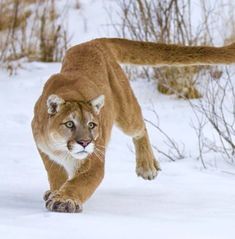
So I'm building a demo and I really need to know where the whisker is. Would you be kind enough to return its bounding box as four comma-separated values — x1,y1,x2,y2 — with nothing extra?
94,149,105,162
94,151,103,162
59,152,70,175
63,152,70,161
95,146,105,153
96,144,105,149
95,148,105,156
57,162,63,174
49,159,56,171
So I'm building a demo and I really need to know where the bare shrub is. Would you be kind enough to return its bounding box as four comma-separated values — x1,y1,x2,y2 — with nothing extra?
190,69,235,167
145,107,185,162
37,0,68,62
184,2,235,165
111,0,219,99
74,0,81,10
0,0,74,73
0,0,31,32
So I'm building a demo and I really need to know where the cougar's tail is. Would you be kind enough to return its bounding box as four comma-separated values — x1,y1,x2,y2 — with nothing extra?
99,38,235,66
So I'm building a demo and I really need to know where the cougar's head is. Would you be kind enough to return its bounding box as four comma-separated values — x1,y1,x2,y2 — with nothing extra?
46,94,105,160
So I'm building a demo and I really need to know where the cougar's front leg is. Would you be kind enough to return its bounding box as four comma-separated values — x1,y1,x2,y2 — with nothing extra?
39,150,68,201
45,153,105,213
133,128,161,180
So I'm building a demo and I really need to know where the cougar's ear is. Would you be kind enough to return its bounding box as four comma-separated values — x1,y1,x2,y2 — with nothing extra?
47,94,65,115
89,95,105,115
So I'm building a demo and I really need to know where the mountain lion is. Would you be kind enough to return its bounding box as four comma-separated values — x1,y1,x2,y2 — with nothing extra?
32,38,235,213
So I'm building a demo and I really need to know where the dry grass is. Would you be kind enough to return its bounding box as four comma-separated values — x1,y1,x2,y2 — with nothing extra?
0,0,78,74
0,1,31,31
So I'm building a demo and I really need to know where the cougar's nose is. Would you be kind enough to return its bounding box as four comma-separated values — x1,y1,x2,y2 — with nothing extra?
76,140,92,148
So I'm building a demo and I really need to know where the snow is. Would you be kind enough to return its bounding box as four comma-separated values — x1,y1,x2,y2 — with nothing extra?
0,0,235,238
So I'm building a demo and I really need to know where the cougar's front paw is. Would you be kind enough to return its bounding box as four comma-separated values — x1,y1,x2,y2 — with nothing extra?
45,191,82,213
43,190,52,201
136,159,161,180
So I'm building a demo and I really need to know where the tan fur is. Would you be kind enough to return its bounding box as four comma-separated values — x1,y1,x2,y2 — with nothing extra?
32,38,235,213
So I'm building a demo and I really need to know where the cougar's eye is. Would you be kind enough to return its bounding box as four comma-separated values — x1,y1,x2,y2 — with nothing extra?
88,122,97,129
64,121,75,129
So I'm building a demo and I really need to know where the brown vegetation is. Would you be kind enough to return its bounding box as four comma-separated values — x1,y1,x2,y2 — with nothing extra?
0,0,76,74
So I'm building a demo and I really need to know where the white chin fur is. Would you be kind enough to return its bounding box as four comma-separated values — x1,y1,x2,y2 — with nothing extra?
70,151,89,160
70,142,95,160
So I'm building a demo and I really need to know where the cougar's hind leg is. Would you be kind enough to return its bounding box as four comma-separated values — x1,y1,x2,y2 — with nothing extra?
115,95,161,180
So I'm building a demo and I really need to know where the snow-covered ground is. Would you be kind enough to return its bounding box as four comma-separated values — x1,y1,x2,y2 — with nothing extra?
0,1,235,238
